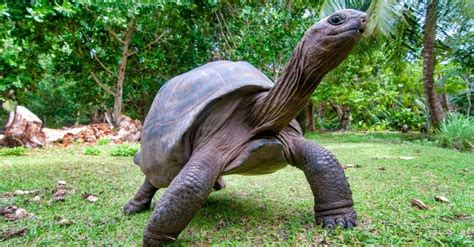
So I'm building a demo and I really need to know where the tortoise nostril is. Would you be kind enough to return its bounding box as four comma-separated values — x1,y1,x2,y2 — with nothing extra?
359,16,368,32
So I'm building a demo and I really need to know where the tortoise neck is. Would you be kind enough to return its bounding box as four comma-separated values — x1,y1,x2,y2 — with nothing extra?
252,39,326,133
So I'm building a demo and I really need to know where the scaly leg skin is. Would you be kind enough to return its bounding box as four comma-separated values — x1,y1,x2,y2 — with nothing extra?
123,178,159,215
291,138,357,229
143,152,220,246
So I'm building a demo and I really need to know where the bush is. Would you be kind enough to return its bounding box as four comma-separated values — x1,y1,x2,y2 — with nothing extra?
436,113,474,152
110,143,139,157
83,146,101,156
389,108,424,131
0,146,27,156
97,137,111,146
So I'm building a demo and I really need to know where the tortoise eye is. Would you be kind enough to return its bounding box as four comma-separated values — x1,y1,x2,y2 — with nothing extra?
328,14,345,25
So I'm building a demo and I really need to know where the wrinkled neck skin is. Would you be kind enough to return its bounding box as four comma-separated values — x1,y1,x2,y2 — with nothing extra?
252,33,355,134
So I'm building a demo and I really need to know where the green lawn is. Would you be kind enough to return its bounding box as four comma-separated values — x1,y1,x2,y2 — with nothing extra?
1,133,473,245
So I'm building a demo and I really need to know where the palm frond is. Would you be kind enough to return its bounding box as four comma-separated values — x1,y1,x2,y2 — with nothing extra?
365,0,405,36
320,0,347,18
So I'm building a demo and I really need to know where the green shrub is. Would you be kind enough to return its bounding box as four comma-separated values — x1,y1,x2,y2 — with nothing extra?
0,146,27,156
389,108,424,131
83,146,101,156
110,143,139,157
436,113,474,152
97,137,112,146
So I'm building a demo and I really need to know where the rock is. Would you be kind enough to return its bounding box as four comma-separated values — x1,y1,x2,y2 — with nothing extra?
1,106,46,147
401,124,409,133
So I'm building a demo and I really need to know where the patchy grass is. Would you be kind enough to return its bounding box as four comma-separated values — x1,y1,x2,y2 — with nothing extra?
109,143,139,157
1,133,473,245
0,147,27,156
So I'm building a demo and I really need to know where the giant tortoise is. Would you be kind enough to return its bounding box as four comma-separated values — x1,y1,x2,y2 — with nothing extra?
124,9,368,245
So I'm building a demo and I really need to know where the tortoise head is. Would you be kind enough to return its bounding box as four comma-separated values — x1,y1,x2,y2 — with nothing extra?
301,9,367,76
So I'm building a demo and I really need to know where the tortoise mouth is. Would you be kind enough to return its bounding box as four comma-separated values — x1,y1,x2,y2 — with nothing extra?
328,28,363,39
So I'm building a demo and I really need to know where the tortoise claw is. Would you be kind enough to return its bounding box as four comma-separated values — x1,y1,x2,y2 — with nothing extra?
123,200,152,215
316,207,357,229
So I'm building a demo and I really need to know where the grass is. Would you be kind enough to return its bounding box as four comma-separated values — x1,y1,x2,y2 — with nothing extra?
1,133,473,245
109,143,139,157
436,113,474,152
0,147,27,156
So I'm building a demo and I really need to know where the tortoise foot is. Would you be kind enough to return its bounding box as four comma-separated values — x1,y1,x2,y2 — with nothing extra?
315,207,357,229
123,199,152,215
143,231,177,247
213,176,226,191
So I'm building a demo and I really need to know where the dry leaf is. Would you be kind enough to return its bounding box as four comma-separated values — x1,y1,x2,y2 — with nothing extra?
81,193,98,203
1,227,27,240
56,180,67,186
52,180,68,201
434,195,450,203
215,219,226,230
53,189,67,201
0,206,32,221
31,196,41,202
0,206,17,216
399,156,414,160
410,199,429,210
15,208,31,219
343,164,355,169
13,190,25,195
2,192,14,198
58,218,72,226
455,213,471,221
13,189,40,196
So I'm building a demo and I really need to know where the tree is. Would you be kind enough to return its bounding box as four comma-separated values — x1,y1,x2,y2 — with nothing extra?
422,0,444,128
319,0,472,130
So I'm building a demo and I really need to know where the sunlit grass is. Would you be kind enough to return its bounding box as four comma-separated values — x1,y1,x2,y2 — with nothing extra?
1,134,472,245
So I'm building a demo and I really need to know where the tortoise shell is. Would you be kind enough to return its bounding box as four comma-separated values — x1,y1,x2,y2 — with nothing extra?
138,60,274,187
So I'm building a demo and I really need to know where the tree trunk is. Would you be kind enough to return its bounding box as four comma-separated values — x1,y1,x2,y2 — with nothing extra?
113,20,135,126
2,106,46,147
305,101,316,132
339,106,351,131
422,0,445,129
331,103,351,131
317,104,325,125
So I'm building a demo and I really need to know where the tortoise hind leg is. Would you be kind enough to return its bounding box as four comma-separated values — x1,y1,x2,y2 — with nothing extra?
123,178,159,215
143,151,220,245
289,137,356,229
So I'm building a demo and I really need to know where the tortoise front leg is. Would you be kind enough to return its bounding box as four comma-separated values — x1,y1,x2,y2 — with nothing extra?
290,138,356,228
123,178,159,215
143,152,220,246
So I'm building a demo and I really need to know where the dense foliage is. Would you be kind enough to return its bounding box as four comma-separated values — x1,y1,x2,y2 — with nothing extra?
0,1,472,132
435,113,474,152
